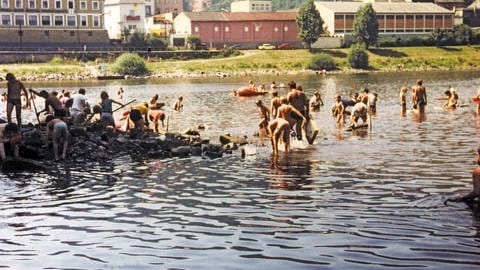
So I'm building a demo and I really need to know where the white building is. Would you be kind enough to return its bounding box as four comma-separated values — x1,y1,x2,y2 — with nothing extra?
231,0,272,12
104,0,148,40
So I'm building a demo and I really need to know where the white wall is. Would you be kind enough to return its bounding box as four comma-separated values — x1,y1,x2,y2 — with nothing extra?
104,0,146,40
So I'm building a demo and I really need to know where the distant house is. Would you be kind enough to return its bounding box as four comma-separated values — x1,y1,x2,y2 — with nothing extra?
172,11,299,48
0,0,109,49
463,0,480,27
315,1,454,44
104,0,147,41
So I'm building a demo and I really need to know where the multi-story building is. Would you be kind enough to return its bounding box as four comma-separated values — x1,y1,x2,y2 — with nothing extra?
104,0,146,41
231,0,272,12
154,0,182,14
0,0,109,49
315,1,454,40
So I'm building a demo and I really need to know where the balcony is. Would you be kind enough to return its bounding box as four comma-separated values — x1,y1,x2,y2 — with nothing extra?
125,15,141,21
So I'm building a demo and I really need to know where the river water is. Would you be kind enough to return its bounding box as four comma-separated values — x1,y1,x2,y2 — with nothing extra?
1,71,480,269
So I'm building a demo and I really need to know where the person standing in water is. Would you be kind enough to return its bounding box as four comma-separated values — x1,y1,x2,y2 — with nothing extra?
412,79,428,113
5,73,30,126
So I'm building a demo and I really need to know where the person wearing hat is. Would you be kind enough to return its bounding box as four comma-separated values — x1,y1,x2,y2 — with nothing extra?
5,73,29,126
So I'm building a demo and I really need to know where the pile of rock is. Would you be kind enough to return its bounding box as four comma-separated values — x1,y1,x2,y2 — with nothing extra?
12,124,250,170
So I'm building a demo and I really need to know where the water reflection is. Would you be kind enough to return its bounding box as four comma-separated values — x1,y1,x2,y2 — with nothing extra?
1,71,480,269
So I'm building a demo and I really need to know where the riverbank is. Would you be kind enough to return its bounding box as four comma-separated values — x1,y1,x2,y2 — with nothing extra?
2,45,480,81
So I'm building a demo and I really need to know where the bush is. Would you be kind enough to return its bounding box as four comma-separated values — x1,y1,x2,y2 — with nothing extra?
48,56,65,64
111,53,149,76
348,43,369,69
308,53,336,71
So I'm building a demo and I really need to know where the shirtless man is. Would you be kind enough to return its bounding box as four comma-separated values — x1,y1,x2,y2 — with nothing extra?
268,117,290,154
286,81,309,140
35,90,67,118
174,96,183,111
45,118,69,161
270,91,282,119
333,95,346,124
277,97,306,138
412,79,428,113
148,110,165,132
6,73,29,126
445,147,480,204
0,122,21,161
256,100,270,135
309,91,324,111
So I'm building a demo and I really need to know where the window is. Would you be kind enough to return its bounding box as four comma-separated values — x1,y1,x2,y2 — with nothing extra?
225,26,229,32
93,15,99,27
92,1,99,10
67,15,76,26
1,15,10,26
15,0,22,8
15,14,24,26
55,0,61,9
274,27,278,32
1,0,8,8
88,31,92,37
284,26,288,32
54,15,63,26
69,31,75,36
244,26,249,32
80,1,86,10
29,0,35,8
81,15,87,26
194,26,199,32
145,6,152,16
42,0,48,9
255,26,260,32
28,15,38,26
41,15,51,26
44,30,49,36
68,0,74,9
214,26,219,32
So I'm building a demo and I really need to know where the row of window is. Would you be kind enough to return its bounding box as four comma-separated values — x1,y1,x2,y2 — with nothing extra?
1,0,100,10
335,14,451,21
250,3,270,11
193,25,289,33
0,13,100,27
336,28,444,33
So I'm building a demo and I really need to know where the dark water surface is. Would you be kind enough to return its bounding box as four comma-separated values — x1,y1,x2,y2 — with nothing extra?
1,71,480,269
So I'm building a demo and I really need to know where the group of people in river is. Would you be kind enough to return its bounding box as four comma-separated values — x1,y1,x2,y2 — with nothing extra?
254,80,324,154
0,72,186,162
253,78,479,204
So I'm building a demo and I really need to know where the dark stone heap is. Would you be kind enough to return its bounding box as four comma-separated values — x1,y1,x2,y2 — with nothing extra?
2,123,250,172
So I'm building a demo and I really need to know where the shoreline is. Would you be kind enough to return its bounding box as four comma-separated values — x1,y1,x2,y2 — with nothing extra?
12,65,480,82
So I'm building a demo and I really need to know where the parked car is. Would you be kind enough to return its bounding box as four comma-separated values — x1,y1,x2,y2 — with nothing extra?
258,43,276,50
278,43,295,50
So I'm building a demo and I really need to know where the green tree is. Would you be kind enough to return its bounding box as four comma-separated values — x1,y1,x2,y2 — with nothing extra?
296,0,324,50
353,3,379,49
348,43,369,69
186,35,202,50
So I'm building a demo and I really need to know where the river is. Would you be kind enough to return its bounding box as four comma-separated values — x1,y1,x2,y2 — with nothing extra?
0,70,479,269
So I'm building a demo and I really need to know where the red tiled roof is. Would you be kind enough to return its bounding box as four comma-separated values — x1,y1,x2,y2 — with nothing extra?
182,11,297,22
